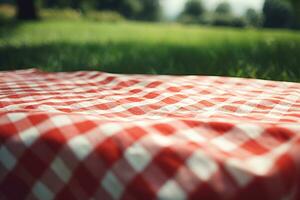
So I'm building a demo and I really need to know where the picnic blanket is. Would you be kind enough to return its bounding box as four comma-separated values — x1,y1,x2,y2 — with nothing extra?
1,69,300,200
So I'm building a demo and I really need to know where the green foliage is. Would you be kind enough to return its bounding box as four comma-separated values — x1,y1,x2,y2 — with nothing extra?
8,0,160,21
179,12,247,28
212,14,247,28
0,20,300,82
0,13,9,25
43,0,84,9
41,9,81,20
177,15,202,24
93,0,160,21
284,0,300,29
94,0,120,10
215,2,232,15
85,11,124,22
40,8,124,22
263,0,293,28
180,1,247,28
245,8,263,27
136,0,160,21
182,0,205,18
119,0,143,19
231,16,247,28
292,1,300,27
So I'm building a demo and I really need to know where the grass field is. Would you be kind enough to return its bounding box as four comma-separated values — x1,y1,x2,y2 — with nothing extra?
0,20,300,82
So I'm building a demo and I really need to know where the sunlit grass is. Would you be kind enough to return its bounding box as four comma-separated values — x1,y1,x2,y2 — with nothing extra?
0,20,300,82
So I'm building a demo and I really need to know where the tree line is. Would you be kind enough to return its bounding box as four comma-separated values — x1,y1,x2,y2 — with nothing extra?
12,0,160,21
6,0,300,29
180,0,300,29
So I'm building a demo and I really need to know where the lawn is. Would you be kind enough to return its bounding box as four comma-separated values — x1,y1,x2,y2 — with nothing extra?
0,20,300,82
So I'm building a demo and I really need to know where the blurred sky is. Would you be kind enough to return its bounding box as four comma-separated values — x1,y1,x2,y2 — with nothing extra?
160,0,264,19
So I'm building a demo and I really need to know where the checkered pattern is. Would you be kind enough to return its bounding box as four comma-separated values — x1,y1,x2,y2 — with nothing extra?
1,69,300,200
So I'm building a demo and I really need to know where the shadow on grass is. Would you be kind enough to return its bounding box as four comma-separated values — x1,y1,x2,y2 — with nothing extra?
0,41,299,82
0,19,25,39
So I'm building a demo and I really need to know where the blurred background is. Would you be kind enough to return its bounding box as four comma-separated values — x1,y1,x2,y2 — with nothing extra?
0,0,299,81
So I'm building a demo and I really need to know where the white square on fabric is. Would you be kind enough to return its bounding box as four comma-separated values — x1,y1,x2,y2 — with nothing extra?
0,147,17,170
211,137,238,152
99,123,123,137
50,157,71,183
7,112,27,123
184,129,206,143
101,171,124,200
19,127,40,147
158,180,186,200
67,135,93,160
32,181,54,200
124,143,152,172
225,159,253,187
51,115,73,127
187,150,218,181
245,156,275,176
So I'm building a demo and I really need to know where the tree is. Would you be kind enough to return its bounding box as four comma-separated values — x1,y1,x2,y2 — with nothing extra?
215,2,232,15
182,0,205,17
95,0,120,11
137,0,160,21
42,0,83,9
245,8,262,27
16,0,38,20
211,1,243,27
93,0,160,21
285,0,300,28
119,0,143,19
263,0,293,28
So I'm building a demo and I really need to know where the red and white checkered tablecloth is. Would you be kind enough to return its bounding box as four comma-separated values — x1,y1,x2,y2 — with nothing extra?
1,69,300,200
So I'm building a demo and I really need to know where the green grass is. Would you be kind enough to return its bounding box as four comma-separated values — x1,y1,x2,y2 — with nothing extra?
0,20,300,82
